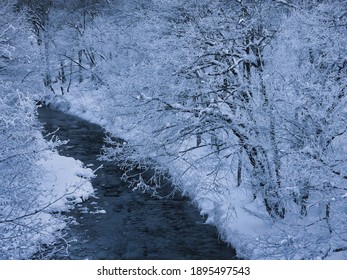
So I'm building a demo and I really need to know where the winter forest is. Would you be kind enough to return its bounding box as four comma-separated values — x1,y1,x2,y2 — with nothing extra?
1,0,347,260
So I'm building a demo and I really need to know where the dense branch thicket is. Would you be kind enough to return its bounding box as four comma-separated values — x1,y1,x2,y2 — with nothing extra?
5,0,347,259
100,0,347,259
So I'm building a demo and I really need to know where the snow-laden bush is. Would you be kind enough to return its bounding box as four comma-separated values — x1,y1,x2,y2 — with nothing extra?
0,84,60,259
0,1,95,259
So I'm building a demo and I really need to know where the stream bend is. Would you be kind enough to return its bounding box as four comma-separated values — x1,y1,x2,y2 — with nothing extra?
38,107,237,260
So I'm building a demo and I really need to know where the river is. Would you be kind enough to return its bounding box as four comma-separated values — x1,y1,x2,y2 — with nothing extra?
38,107,237,260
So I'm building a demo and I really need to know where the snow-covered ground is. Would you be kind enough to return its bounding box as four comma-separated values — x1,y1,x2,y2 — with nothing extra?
31,149,95,259
0,146,95,260
36,150,95,213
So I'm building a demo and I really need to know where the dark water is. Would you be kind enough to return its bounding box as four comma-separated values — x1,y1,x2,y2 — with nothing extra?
37,107,237,260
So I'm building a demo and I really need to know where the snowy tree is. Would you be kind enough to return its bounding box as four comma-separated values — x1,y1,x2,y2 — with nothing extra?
101,0,290,217
13,0,107,96
170,0,289,218
258,0,347,258
1,0,40,86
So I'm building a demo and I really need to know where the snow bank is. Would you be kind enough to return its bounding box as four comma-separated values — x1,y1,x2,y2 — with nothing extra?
36,150,95,213
0,148,95,260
